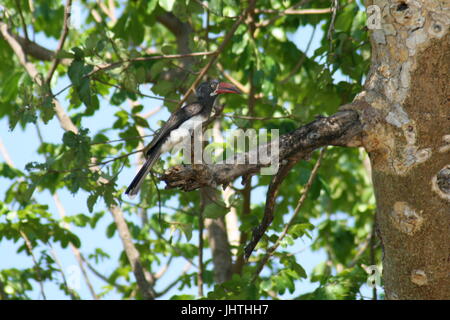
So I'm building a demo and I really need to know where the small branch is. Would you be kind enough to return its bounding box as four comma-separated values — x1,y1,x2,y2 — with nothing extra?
149,225,198,268
45,148,144,174
244,159,298,260
98,0,117,23
46,0,72,84
155,262,192,298
254,8,332,15
252,147,326,281
89,51,216,78
51,51,216,98
52,193,99,300
109,205,157,299
193,0,239,19
48,244,78,299
19,230,47,300
281,25,317,84
154,254,174,280
15,0,29,41
223,113,295,121
255,1,326,28
217,63,249,94
0,138,14,167
327,0,339,56
92,77,179,103
80,255,128,292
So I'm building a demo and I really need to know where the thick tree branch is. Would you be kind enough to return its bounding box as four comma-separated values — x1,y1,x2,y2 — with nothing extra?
161,110,362,191
156,12,193,55
205,216,233,284
13,33,71,64
252,147,326,280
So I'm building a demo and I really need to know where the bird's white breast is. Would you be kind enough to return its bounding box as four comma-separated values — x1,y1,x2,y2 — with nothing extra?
160,114,207,153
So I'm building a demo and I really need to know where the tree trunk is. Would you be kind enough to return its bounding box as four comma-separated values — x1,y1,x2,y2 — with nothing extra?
355,0,450,299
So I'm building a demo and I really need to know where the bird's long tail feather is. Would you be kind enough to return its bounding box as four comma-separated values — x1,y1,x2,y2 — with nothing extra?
125,149,160,198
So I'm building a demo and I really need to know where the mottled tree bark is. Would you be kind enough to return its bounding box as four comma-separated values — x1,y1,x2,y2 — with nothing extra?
353,0,450,299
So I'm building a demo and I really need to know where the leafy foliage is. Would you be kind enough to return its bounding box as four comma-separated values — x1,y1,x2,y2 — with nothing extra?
0,0,379,300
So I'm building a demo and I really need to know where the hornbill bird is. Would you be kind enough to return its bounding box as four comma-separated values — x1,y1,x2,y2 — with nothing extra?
125,79,241,197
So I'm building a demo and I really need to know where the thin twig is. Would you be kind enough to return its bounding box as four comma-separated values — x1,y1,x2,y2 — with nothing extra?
15,0,29,41
327,0,339,57
44,148,144,175
89,51,216,78
19,230,47,299
217,62,248,94
80,255,128,292
48,243,78,299
223,113,295,121
89,134,154,146
46,0,72,84
281,24,317,84
0,138,14,167
149,225,198,268
52,193,99,299
255,8,332,15
154,254,174,280
255,0,316,28
193,0,239,19
92,77,180,103
155,262,192,297
51,51,216,98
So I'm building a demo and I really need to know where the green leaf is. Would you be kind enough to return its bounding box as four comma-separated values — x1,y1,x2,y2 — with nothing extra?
289,223,313,239
106,222,116,238
179,223,192,241
158,0,175,11
68,61,84,86
87,194,99,213
203,201,228,219
147,0,158,14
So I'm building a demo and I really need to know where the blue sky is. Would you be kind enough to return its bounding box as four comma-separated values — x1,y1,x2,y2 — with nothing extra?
0,7,376,299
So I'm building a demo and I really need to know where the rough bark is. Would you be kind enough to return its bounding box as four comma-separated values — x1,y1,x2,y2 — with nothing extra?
351,0,450,299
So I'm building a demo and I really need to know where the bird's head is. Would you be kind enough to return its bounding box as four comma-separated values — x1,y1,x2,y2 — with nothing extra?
196,80,241,100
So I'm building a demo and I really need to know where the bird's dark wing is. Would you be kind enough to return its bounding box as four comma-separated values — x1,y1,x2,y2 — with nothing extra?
144,102,203,155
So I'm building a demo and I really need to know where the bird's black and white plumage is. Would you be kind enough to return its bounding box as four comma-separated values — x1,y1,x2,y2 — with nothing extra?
125,80,240,197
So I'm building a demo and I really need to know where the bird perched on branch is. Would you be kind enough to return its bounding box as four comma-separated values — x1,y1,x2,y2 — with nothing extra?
125,79,241,197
